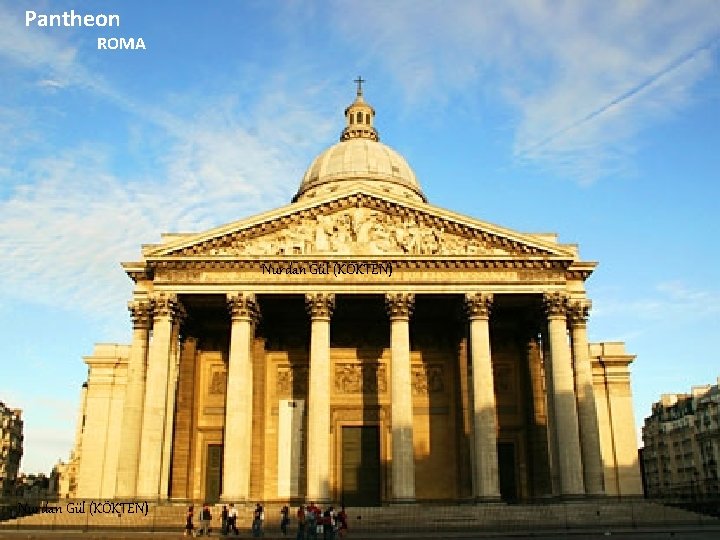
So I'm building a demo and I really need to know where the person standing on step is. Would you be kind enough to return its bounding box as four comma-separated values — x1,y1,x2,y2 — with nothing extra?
280,505,290,536
221,505,228,536
184,505,195,537
306,504,317,540
228,503,239,535
258,502,265,536
296,505,306,540
199,503,212,536
337,506,348,539
252,502,264,537
322,507,332,540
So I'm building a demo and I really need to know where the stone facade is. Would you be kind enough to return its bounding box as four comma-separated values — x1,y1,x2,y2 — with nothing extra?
72,87,643,503
642,378,720,498
0,401,23,496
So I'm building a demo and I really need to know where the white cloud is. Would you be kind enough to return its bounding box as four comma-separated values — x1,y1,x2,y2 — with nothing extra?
0,104,329,319
37,78,66,89
331,0,720,182
593,281,720,321
0,4,340,321
0,8,77,72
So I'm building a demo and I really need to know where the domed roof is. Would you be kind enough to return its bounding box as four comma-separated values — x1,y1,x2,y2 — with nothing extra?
293,80,426,203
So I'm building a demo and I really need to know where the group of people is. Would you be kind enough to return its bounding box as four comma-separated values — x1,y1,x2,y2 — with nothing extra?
184,502,240,536
294,503,348,540
183,502,348,538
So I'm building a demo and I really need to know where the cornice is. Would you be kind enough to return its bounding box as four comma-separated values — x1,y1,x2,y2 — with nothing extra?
121,262,153,283
595,355,637,367
565,261,598,281
143,257,571,271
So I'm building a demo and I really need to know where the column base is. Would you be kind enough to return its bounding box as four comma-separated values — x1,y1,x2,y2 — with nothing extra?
474,495,503,504
558,493,587,502
390,498,417,505
307,499,332,506
135,495,168,504
220,495,249,504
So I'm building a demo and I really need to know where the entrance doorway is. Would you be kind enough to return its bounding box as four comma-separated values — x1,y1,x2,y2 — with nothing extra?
205,444,222,503
341,426,381,506
498,441,518,502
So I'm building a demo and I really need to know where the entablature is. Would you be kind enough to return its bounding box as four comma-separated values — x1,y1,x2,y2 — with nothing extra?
140,257,569,296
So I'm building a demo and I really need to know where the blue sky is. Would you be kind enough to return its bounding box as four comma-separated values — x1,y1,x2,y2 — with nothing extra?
1,0,719,473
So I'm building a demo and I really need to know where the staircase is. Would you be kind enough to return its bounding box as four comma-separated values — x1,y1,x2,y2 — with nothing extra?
0,500,716,534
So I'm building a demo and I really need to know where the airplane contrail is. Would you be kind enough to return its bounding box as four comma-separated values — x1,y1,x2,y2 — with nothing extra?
516,36,720,157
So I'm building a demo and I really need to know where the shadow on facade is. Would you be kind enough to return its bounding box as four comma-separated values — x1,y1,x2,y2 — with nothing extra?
334,295,385,506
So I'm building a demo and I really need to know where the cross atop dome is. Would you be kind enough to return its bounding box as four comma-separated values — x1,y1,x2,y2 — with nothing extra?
354,75,365,96
341,76,379,142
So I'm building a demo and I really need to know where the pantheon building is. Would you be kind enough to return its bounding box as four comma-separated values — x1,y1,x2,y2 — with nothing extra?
71,86,642,505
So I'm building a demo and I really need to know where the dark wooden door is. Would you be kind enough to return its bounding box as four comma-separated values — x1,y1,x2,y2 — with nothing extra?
498,441,517,502
342,426,381,506
205,444,222,503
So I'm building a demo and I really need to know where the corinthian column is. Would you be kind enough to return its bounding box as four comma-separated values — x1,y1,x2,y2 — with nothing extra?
465,293,501,502
386,292,415,502
221,293,259,502
115,299,152,498
568,299,604,495
137,293,179,498
543,292,585,497
160,303,186,496
306,293,335,502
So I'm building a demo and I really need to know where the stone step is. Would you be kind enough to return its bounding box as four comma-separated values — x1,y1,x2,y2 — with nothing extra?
1,500,715,532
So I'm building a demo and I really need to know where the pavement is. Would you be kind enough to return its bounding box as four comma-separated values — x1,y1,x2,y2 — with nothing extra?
1,526,720,540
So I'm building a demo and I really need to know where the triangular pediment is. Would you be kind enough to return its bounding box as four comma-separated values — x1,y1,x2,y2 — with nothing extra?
142,186,579,260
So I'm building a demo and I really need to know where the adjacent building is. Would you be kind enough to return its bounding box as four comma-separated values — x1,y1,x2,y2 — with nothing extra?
0,401,23,496
70,86,643,504
52,382,88,499
642,378,720,498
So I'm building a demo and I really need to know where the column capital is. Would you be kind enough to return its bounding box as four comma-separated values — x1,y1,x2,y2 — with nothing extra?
227,292,260,323
151,293,181,320
128,299,153,330
305,293,335,320
543,291,569,318
567,299,591,327
386,292,414,320
465,292,493,320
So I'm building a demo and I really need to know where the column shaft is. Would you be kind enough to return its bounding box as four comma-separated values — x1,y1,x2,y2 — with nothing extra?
137,294,177,498
466,293,501,501
221,293,258,502
387,293,415,502
542,325,561,496
160,309,184,497
544,292,585,497
115,300,152,497
569,300,604,495
306,293,334,502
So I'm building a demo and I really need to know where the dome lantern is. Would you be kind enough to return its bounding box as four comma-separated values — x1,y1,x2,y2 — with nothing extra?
340,76,379,142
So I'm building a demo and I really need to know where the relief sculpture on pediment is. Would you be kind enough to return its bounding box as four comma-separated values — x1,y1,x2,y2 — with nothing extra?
201,207,514,257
